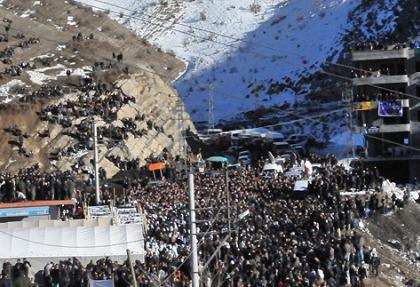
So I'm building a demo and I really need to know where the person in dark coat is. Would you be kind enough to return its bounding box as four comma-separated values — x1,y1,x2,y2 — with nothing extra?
0,270,12,287
12,270,31,287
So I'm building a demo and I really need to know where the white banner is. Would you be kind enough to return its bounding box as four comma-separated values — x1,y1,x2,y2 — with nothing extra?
89,279,114,287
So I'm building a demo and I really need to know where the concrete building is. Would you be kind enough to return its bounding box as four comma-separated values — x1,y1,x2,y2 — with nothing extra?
351,46,420,183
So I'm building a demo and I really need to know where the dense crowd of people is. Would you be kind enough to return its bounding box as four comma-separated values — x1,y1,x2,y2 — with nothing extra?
0,19,414,284
350,40,419,52
0,153,411,286
0,165,77,202
353,91,406,102
350,65,406,78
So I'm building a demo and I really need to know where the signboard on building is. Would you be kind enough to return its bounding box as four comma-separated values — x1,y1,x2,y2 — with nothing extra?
378,101,403,117
0,206,50,218
355,101,374,111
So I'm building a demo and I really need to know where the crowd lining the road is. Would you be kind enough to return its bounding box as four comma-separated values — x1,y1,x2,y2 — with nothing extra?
0,153,411,287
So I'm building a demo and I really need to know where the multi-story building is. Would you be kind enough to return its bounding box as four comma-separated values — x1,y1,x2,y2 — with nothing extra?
351,46,420,183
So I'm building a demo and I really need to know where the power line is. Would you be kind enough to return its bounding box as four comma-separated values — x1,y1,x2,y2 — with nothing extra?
85,0,413,99
2,4,417,155
2,3,412,107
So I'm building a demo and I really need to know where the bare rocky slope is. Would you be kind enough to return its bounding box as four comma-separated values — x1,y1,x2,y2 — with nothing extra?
0,0,194,176
361,202,420,286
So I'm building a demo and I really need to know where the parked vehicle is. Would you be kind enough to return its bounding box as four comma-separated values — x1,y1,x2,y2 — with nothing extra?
272,141,293,155
261,163,283,178
286,134,309,145
290,144,306,155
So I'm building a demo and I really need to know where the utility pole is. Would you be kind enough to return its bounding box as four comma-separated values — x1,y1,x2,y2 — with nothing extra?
188,173,200,287
208,82,214,133
175,99,186,161
92,121,100,205
342,87,355,158
126,249,138,287
225,169,231,233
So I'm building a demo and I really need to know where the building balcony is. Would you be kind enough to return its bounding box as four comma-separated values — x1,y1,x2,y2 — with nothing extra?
353,75,409,86
410,72,420,86
366,121,411,134
362,154,420,162
351,48,410,61
379,123,411,133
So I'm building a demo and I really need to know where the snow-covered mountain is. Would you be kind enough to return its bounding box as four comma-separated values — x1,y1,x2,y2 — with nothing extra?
76,0,416,123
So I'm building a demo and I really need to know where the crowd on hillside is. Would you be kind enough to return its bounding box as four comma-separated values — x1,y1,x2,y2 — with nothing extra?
0,153,411,286
35,79,165,151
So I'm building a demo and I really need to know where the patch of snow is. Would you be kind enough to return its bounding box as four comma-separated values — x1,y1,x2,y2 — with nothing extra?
0,80,28,103
382,180,405,200
56,66,92,77
56,44,66,51
30,53,55,61
53,24,64,31
27,70,56,85
36,64,66,73
67,16,78,26
20,9,35,18
33,1,41,6
26,64,66,85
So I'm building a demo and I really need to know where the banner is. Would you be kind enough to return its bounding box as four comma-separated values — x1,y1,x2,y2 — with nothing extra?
87,205,111,219
378,101,403,117
356,101,374,111
0,206,49,218
89,279,114,287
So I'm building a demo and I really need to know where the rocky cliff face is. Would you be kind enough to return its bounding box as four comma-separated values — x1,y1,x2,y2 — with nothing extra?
22,73,195,178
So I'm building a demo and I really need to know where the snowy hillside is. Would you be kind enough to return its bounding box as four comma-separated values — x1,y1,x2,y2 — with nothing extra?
77,0,365,121
76,0,417,124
